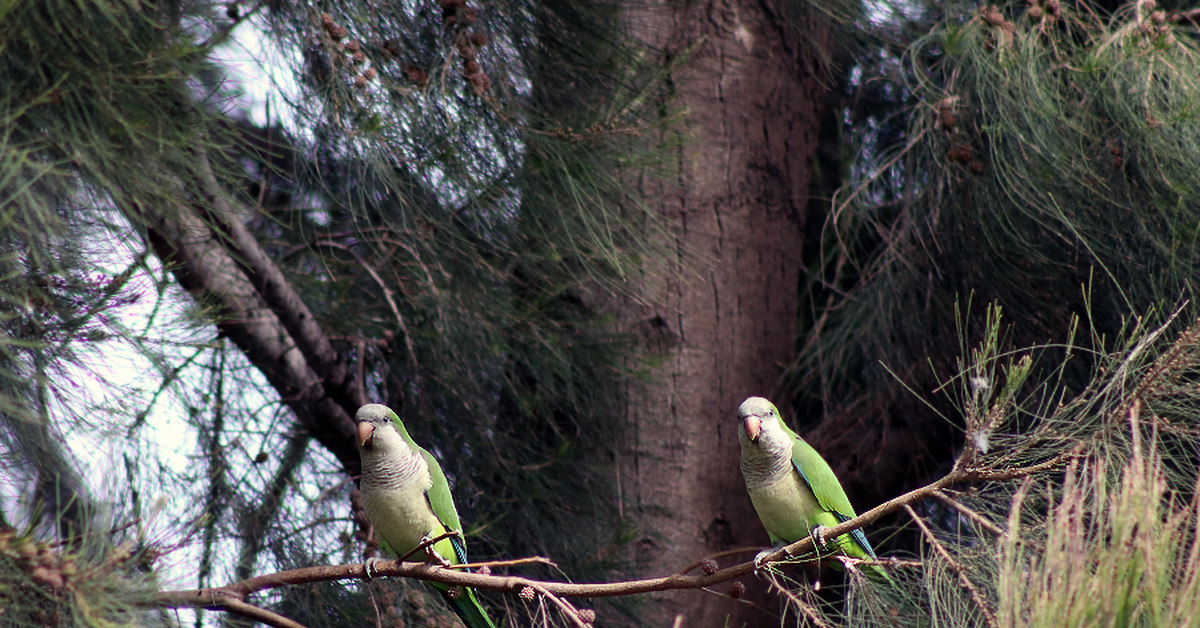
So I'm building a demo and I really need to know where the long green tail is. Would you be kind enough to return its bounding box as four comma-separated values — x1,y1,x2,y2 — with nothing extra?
448,586,495,628
827,527,895,586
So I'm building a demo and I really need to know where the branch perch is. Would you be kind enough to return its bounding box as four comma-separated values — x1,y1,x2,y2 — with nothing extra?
148,454,1070,626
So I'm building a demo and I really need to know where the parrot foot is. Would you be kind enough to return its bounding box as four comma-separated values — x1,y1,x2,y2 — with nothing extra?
812,525,830,553
752,544,787,576
753,549,773,575
364,557,387,580
419,534,454,567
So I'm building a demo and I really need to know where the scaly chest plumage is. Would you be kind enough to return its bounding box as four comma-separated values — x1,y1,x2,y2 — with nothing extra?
748,469,830,544
361,483,443,557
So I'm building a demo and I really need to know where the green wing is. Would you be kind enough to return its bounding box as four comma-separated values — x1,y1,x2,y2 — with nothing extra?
419,447,497,628
383,410,495,628
418,446,469,564
783,424,877,559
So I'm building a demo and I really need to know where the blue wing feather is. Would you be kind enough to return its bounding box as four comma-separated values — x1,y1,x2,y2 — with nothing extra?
789,441,878,559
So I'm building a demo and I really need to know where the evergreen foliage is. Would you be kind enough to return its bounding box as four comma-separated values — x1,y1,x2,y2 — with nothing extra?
2,0,668,625
5,0,1200,625
799,0,1200,427
232,2,673,612
782,0,1200,624
0,525,164,627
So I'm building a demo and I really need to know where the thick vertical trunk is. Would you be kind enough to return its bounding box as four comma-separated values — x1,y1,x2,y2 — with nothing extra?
620,2,829,626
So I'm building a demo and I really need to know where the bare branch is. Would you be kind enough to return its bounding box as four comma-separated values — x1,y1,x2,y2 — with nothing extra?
456,556,558,571
156,591,305,628
148,455,1073,624
522,581,589,628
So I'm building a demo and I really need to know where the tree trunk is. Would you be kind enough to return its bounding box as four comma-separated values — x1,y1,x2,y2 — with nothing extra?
620,2,829,626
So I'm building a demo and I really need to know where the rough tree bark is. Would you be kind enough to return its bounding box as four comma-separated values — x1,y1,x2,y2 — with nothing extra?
620,2,830,626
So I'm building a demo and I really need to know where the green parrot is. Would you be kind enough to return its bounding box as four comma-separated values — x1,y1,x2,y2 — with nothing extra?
356,403,496,628
737,396,887,580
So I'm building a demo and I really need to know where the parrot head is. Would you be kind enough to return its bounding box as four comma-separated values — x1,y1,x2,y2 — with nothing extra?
355,403,410,457
737,396,789,451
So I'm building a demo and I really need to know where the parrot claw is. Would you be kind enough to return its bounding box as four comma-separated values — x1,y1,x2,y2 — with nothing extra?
752,544,787,576
812,525,830,552
364,557,386,580
752,549,773,575
419,534,453,567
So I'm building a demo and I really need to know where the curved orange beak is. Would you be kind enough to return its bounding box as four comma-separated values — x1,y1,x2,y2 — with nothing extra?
743,416,762,441
357,421,375,448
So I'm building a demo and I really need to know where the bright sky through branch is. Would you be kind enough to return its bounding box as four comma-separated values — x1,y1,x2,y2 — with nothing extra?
218,14,304,132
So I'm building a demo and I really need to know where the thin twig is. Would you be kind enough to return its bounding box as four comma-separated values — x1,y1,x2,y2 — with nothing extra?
931,490,1008,539
904,504,998,628
155,591,304,628
762,569,833,628
306,238,421,377
48,518,142,548
199,0,265,50
454,556,557,571
221,597,307,628
525,581,587,628
830,127,930,256
1169,8,1200,24
396,530,462,563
